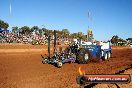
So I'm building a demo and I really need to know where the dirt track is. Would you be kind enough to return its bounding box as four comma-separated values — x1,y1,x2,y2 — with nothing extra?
0,44,132,88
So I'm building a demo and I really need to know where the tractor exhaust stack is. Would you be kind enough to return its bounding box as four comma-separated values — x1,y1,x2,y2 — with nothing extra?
54,30,56,53
48,31,50,58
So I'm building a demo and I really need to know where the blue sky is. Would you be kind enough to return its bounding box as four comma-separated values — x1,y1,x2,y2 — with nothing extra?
0,0,132,41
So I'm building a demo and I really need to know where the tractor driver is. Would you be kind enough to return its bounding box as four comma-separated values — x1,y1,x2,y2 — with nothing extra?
71,39,79,54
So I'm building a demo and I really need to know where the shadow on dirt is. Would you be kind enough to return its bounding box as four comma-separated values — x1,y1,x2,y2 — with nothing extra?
84,83,98,88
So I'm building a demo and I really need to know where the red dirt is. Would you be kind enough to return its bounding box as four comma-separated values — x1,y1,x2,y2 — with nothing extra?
0,44,132,88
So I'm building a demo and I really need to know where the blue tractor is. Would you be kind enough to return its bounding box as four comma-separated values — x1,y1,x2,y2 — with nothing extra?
78,41,112,62
63,40,112,64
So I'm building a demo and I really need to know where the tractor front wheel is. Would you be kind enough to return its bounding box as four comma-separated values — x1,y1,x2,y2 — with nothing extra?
107,52,111,59
42,58,49,64
56,61,63,68
104,53,108,60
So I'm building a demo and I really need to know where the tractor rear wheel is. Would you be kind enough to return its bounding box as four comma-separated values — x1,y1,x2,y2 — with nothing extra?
77,49,91,64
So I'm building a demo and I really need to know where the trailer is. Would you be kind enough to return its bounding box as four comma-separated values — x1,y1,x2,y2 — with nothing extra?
42,30,76,67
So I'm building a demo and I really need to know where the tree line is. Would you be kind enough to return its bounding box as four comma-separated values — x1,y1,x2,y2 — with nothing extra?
111,35,132,46
1,19,131,44
0,19,86,40
0,20,9,29
12,26,87,40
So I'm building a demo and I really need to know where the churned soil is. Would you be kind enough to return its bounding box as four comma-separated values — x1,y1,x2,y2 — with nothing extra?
0,44,132,88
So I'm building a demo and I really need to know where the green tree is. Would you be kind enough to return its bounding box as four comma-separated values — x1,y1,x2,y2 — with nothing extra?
31,26,39,34
4,22,9,29
81,35,87,41
111,35,119,45
62,29,70,38
126,38,132,45
21,26,31,35
0,20,5,28
49,30,53,36
0,20,9,29
39,29,43,36
126,38,132,43
62,29,70,34
55,30,62,38
12,26,19,33
111,35,127,46
118,38,126,46
77,32,83,40
42,28,49,36
70,33,78,38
